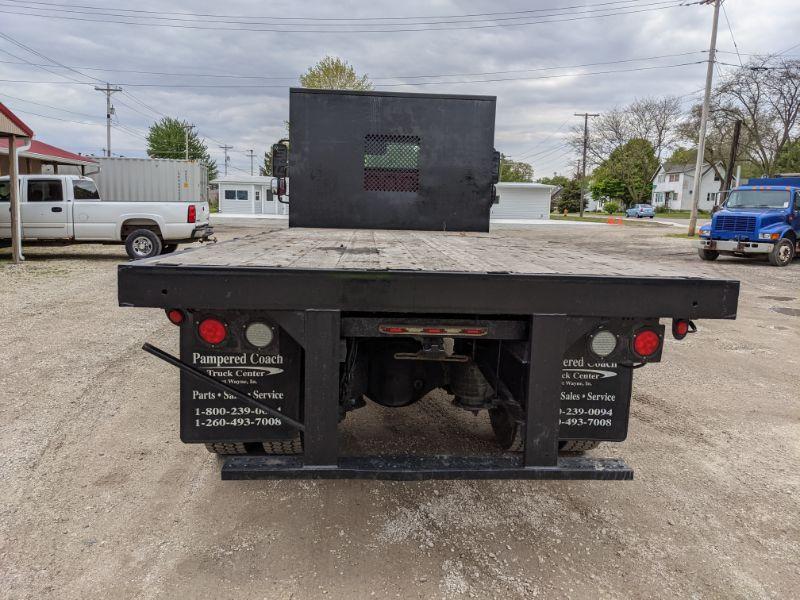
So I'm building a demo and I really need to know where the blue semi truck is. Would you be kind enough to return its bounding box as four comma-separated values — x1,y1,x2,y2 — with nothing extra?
699,176,800,267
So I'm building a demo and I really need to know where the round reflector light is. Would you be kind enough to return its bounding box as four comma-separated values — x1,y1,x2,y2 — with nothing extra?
675,320,689,337
633,329,661,357
589,329,617,357
245,322,274,348
166,309,184,325
198,317,227,345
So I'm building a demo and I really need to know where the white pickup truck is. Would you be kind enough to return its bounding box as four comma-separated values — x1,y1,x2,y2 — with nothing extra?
0,174,213,259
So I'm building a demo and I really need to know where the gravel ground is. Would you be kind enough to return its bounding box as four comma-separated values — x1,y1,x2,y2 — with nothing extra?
1,224,798,600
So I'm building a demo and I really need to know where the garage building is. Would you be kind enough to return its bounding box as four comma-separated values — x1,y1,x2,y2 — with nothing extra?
491,182,554,221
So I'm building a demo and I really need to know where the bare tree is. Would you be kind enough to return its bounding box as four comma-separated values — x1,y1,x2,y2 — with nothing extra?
682,57,800,176
572,96,682,167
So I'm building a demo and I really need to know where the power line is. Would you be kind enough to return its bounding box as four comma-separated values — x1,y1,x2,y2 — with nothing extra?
0,0,662,22
0,50,704,83
0,3,685,33
0,60,704,88
720,2,742,66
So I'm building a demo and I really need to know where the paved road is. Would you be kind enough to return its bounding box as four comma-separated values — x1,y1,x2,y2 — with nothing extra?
1,225,797,599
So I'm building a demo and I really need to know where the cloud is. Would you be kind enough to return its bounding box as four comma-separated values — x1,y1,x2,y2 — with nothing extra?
1,0,797,176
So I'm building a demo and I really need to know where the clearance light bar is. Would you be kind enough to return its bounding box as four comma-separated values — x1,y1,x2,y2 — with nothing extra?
379,325,488,337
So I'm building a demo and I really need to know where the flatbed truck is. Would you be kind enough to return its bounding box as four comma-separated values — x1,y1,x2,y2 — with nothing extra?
118,89,740,481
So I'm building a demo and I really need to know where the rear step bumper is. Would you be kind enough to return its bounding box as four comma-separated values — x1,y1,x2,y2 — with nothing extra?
221,455,633,481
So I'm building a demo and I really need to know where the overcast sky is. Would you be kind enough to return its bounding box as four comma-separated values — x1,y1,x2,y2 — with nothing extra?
1,0,798,177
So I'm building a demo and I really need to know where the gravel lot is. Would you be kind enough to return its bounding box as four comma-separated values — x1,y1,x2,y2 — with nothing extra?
1,223,798,600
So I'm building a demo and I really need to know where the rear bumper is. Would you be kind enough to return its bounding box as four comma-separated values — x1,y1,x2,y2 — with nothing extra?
191,224,214,239
221,455,634,481
700,239,772,254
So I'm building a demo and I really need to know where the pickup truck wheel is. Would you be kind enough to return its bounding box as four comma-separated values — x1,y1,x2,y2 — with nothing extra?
559,440,600,453
205,442,247,454
162,244,178,254
125,229,162,260
768,238,795,267
698,248,719,261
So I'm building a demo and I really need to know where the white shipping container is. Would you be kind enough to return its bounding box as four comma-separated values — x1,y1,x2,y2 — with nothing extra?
90,157,208,203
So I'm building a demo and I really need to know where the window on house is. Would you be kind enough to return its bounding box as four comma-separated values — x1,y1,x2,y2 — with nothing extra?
657,174,666,183
236,190,248,200
224,190,236,200
255,191,261,201
668,173,680,182
27,180,63,202
0,181,9,202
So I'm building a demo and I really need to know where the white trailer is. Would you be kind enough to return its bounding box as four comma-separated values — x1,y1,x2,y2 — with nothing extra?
89,157,208,204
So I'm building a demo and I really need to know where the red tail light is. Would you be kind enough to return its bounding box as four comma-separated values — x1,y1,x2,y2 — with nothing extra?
672,319,690,340
633,329,661,358
198,317,227,345
187,204,196,223
166,309,184,325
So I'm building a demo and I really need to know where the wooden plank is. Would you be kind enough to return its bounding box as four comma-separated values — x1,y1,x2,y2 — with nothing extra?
143,228,694,279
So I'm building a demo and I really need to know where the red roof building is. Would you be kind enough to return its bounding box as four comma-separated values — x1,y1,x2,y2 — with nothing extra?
0,137,97,176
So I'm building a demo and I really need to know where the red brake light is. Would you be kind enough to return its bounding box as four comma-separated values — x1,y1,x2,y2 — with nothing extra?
198,317,227,344
672,319,690,340
166,309,184,325
380,326,408,334
633,329,661,358
460,328,487,336
422,327,447,334
187,204,196,223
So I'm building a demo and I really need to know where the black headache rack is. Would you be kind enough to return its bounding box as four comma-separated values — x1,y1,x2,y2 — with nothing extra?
119,261,739,481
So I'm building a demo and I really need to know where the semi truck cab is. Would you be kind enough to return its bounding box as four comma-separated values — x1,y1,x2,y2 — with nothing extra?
698,176,800,267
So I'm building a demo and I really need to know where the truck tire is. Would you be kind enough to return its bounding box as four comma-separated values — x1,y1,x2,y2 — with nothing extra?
205,438,303,455
125,229,162,260
559,440,600,453
205,442,247,454
162,244,178,254
490,406,601,454
489,406,524,452
262,436,302,455
768,238,795,267
698,248,719,261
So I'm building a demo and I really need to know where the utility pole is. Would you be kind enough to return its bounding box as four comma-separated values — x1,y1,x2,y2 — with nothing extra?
575,112,599,218
688,0,721,236
181,123,195,160
94,83,122,158
720,119,743,205
219,144,233,176
247,149,255,175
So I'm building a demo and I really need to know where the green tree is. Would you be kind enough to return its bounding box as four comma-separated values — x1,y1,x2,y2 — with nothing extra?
300,56,372,90
775,138,800,173
555,177,587,213
258,151,272,177
146,117,218,179
537,174,570,188
500,154,533,182
590,139,658,208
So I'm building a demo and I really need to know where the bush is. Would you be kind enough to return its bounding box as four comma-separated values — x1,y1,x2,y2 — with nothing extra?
603,201,620,214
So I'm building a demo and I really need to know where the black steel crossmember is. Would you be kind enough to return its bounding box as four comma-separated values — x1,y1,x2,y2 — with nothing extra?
220,455,633,481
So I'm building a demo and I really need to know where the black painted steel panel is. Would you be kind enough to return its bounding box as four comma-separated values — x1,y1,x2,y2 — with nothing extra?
288,88,497,231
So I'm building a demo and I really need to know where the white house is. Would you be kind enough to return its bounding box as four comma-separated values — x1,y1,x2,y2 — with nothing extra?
213,175,288,215
651,162,724,211
491,182,554,220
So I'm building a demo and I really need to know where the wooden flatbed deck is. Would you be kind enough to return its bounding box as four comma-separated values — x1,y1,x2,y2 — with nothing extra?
119,229,740,319
143,228,687,277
